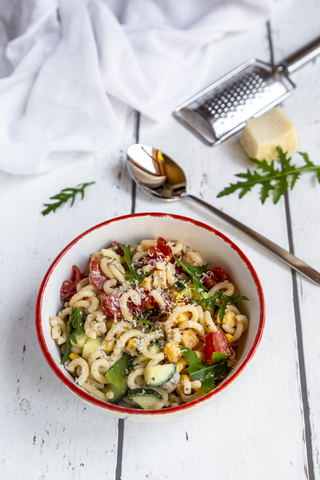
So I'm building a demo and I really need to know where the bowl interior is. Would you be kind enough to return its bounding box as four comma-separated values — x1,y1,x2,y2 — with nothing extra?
37,213,264,416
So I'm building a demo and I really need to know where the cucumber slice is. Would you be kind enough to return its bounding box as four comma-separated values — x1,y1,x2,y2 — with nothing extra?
107,376,128,404
144,363,176,387
82,337,103,360
128,388,162,409
70,331,88,348
135,342,162,363
174,281,191,298
148,342,161,354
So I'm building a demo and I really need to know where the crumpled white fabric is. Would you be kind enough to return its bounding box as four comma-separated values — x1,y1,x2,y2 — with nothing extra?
0,0,273,174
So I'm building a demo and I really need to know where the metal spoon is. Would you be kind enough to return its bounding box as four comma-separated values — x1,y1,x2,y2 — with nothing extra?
127,143,320,285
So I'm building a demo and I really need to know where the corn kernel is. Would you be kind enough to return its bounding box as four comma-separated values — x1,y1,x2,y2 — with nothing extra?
177,358,188,372
226,333,233,343
69,353,79,360
126,338,137,355
102,340,115,352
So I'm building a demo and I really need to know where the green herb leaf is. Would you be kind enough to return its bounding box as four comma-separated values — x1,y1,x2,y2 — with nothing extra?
178,345,203,369
174,256,210,293
119,243,148,284
105,353,131,389
133,317,154,332
174,280,187,292
217,148,320,204
132,308,161,332
179,346,228,394
61,307,85,364
193,291,249,323
41,182,95,216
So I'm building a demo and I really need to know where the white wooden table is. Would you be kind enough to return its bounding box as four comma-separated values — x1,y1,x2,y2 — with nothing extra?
1,1,320,479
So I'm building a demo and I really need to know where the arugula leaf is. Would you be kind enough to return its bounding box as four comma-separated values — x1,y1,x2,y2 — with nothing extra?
174,280,187,292
174,256,210,293
41,182,95,216
119,243,148,284
132,308,161,332
133,317,154,332
193,291,249,323
61,307,85,364
105,353,131,389
179,346,228,394
217,148,320,204
178,345,203,369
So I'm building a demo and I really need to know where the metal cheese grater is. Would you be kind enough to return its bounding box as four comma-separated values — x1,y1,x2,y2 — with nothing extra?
173,37,320,146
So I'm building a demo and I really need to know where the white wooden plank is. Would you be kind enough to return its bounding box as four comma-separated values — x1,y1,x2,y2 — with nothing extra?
0,109,136,479
270,1,320,478
121,22,308,480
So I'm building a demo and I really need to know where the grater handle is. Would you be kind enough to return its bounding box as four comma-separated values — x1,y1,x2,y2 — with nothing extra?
185,193,320,285
279,36,320,74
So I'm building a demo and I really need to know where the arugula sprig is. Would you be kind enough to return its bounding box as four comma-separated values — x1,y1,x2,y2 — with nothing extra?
61,307,85,364
194,292,249,323
179,346,228,394
217,148,320,204
105,353,132,389
174,256,210,293
119,243,148,284
41,182,95,216
173,256,248,321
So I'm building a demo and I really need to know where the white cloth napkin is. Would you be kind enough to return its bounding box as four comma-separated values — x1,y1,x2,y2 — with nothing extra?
0,0,273,175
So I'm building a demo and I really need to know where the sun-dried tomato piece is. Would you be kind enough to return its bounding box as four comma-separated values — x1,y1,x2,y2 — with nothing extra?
201,265,229,289
60,265,82,301
214,266,229,282
143,237,173,265
112,241,124,257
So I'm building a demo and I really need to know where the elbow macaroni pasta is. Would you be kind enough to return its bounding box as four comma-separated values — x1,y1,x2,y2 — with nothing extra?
50,237,249,410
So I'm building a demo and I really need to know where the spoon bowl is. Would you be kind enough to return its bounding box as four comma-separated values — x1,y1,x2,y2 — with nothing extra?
126,143,320,285
127,144,186,200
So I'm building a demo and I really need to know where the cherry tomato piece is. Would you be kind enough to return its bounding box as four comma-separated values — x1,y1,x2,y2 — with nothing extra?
203,330,234,363
156,237,173,260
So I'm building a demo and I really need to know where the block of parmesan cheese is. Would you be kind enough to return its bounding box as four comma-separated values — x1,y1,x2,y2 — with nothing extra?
240,107,299,162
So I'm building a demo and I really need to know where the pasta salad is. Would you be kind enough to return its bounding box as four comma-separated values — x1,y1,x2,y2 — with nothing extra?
50,237,249,410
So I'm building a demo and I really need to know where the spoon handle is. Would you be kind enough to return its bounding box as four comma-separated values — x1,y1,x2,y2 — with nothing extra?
186,193,320,285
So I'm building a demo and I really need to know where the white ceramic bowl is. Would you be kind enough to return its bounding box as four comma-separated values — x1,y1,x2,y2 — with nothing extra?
36,213,265,421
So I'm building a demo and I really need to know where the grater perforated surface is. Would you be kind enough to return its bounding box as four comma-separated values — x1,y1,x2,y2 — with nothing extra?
173,59,295,145
194,63,289,138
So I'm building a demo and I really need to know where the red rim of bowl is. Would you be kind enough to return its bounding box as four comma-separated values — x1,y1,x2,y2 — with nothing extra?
35,212,266,417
